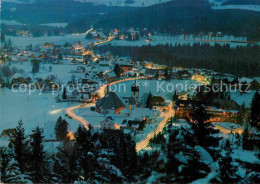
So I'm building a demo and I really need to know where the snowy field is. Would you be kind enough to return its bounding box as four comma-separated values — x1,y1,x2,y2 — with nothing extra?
6,34,91,49
0,62,95,139
0,88,81,139
212,5,260,12
6,34,256,50
2,0,33,3
8,61,88,83
40,23,68,28
73,0,172,7
0,20,24,25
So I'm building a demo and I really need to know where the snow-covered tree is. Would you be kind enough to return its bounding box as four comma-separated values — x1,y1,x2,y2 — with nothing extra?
11,120,30,173
187,105,221,148
0,147,12,182
5,159,32,184
218,142,240,183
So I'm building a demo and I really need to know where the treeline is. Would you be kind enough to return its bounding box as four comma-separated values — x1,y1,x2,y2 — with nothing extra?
0,121,138,183
224,0,260,5
95,43,260,77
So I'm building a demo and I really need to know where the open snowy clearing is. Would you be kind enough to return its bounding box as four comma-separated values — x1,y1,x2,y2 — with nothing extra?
73,0,172,7
0,88,82,140
0,62,92,139
212,5,260,12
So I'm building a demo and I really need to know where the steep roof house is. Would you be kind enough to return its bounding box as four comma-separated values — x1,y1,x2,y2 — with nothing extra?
96,92,125,114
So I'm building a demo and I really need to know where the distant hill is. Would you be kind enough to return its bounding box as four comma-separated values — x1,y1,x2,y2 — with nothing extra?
68,0,260,40
2,0,260,40
1,0,138,24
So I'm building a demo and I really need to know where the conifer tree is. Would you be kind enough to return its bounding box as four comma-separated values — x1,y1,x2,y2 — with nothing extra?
0,147,11,182
62,87,67,100
74,125,96,182
242,126,250,150
114,63,123,78
30,127,45,183
146,91,153,109
164,67,168,79
32,60,40,74
179,151,209,183
166,130,182,182
154,71,159,79
53,149,80,183
12,121,30,173
58,53,63,60
0,33,5,43
55,117,69,141
5,159,32,183
172,90,178,102
187,105,221,147
250,91,260,129
219,141,239,183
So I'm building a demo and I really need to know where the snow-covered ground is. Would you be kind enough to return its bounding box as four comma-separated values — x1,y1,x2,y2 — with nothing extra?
2,0,33,3
40,23,69,28
1,20,68,27
73,0,172,7
0,20,24,25
6,61,87,83
0,87,81,140
0,61,92,140
212,5,260,12
6,34,90,49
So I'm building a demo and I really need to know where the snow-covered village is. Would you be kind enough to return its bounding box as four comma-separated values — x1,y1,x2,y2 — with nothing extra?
0,0,260,183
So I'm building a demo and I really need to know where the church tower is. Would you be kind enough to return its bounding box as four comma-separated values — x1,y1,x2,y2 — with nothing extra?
131,80,139,104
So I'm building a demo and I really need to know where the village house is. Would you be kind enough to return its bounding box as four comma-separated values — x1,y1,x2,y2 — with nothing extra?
96,91,125,114
100,117,116,130
118,60,134,73
151,96,165,106
174,100,239,123
82,80,99,92
213,99,240,111
104,71,117,82
214,122,243,134
205,106,239,123
176,70,191,80
11,73,32,85
0,128,16,139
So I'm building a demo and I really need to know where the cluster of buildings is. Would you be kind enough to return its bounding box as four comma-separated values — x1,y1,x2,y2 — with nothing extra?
95,81,163,135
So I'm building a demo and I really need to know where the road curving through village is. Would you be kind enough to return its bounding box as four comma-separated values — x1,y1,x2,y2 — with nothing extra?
65,77,175,151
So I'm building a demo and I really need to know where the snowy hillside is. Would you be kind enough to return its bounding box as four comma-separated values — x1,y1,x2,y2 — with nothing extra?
2,0,34,3
73,0,172,7
209,0,260,12
212,4,260,12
